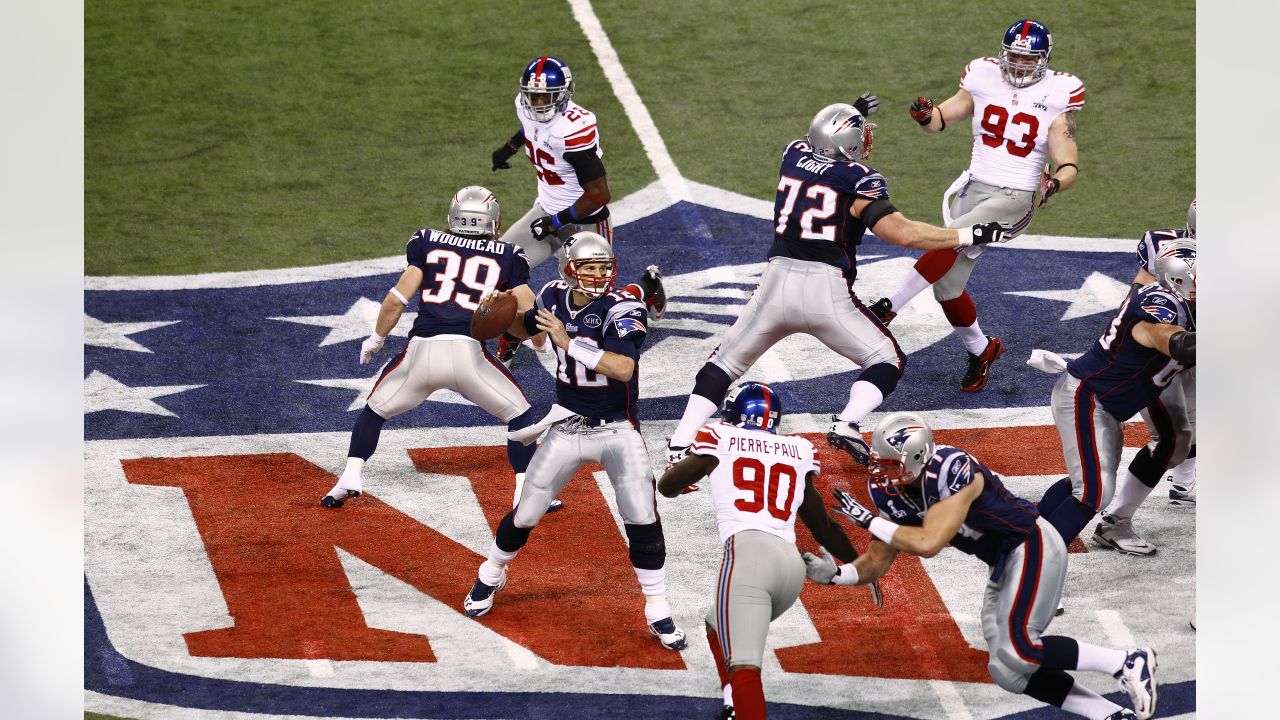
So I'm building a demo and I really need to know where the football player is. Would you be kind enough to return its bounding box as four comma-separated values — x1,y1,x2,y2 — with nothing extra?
816,413,1158,720
490,55,666,364
658,382,881,720
1039,240,1196,550
870,19,1085,392
461,231,686,651
321,187,556,511
666,100,1010,475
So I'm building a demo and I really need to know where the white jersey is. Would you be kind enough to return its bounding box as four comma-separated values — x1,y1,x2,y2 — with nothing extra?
959,57,1085,191
691,422,820,544
514,96,603,214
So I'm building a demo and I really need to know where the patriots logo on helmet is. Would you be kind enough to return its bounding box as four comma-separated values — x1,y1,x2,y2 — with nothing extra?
1141,304,1178,324
613,317,645,336
884,425,927,451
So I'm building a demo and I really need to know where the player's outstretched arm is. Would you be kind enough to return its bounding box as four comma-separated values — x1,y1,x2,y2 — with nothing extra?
796,474,859,563
1039,111,1080,207
1132,321,1195,365
658,454,718,498
857,198,1008,251
359,266,422,364
911,89,974,133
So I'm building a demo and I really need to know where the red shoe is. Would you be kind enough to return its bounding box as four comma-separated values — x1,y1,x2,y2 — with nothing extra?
960,336,1004,392
496,335,520,367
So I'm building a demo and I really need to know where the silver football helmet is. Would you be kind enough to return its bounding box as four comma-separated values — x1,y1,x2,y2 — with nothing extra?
869,412,935,494
448,186,501,238
1154,239,1196,303
1186,198,1196,237
808,103,874,162
560,231,617,298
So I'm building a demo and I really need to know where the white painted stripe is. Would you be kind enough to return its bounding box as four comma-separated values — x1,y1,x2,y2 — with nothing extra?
1096,609,1137,648
929,679,976,720
502,638,541,670
304,658,335,678
566,0,692,202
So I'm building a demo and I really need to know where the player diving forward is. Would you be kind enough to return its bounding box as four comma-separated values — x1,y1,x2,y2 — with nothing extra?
322,187,543,510
871,18,1085,392
815,413,1159,720
462,231,687,651
490,55,666,363
666,100,1010,471
658,381,881,720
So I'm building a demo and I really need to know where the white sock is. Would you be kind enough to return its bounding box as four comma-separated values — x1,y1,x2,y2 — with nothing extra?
1060,681,1123,719
526,334,551,353
888,270,931,313
671,394,719,447
1106,470,1157,519
479,557,510,586
839,380,884,425
327,458,365,497
635,567,671,622
955,322,989,356
722,684,734,707
512,472,525,508
1172,455,1196,486
1073,641,1126,674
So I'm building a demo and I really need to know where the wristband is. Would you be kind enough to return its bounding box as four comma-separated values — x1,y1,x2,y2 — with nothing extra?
869,516,901,545
567,338,605,370
832,563,861,586
552,207,579,231
956,227,974,248
938,114,946,131
389,287,409,305
1055,162,1078,174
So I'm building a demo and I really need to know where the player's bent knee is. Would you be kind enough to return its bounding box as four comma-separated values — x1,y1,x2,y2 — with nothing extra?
693,363,734,403
857,362,903,396
625,521,666,570
988,656,1033,694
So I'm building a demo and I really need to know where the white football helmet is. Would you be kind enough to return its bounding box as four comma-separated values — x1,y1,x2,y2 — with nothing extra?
1154,239,1196,303
869,412,935,494
560,231,617,299
1186,198,1196,237
448,186,501,238
808,103,874,162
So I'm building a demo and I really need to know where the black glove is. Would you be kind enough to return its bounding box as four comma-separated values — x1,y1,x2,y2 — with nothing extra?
970,221,1010,246
909,96,935,126
491,143,518,171
853,92,879,117
530,215,559,242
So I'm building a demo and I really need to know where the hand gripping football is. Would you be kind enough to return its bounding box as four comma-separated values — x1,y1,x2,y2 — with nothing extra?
471,291,518,340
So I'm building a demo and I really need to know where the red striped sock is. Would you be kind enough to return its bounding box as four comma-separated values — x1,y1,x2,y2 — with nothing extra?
914,248,958,283
729,666,766,720
706,628,731,689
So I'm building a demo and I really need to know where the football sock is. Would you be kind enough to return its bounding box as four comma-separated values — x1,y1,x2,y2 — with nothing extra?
839,380,884,425
888,268,933,312
956,322,990,356
1038,477,1074,517
1060,680,1123,718
1044,496,1097,544
1022,668,1074,708
706,627,732,688
641,592,671,624
1072,640,1126,675
326,458,364,498
728,667,766,720
1106,469,1157,520
914,247,960,284
347,406,387,460
494,511,533,553
1171,452,1196,486
478,558,509,586
671,394,720,448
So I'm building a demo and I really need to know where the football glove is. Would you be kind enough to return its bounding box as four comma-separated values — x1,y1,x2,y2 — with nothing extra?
832,488,874,529
1038,175,1061,207
970,221,1010,246
359,333,386,365
853,92,880,117
909,96,935,126
802,546,839,584
491,142,518,171
530,215,560,242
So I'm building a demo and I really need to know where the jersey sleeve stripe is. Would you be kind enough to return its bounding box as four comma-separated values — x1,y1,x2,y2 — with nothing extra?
565,130,598,147
564,124,598,139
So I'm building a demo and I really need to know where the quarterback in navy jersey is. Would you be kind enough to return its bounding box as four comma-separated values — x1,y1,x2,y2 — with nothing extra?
322,187,541,511
462,231,689,654
810,413,1159,720
1038,240,1196,552
668,100,1011,474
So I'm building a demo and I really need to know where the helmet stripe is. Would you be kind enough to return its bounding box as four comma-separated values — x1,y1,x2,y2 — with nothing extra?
1019,20,1032,40
533,55,548,77
759,384,772,430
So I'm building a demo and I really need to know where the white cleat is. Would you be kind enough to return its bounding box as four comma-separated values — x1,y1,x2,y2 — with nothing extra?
462,570,507,618
826,417,870,466
1168,482,1196,506
1117,647,1158,719
648,616,688,650
1092,514,1157,556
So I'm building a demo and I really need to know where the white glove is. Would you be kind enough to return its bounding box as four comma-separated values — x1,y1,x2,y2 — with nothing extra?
360,333,386,364
833,488,875,528
802,546,839,584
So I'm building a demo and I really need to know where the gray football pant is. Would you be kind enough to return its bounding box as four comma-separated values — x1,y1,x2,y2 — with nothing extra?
705,529,805,670
1050,372,1124,512
982,517,1068,693
367,335,529,421
504,200,615,269
708,256,903,381
1139,368,1195,466
932,176,1036,301
513,419,656,529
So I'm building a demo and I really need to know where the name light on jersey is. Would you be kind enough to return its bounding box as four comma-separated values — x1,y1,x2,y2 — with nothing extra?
794,156,833,175
726,436,802,459
432,232,506,254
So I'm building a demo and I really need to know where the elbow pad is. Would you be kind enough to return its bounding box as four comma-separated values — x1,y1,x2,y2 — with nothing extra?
1169,330,1196,367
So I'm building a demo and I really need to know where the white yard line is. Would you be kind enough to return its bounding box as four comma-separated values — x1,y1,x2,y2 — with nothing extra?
566,0,692,203
1096,609,1137,648
930,679,976,720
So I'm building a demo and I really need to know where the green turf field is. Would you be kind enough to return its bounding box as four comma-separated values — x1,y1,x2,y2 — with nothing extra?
85,0,1193,276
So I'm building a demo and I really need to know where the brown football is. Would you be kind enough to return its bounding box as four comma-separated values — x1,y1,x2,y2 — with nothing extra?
471,291,518,340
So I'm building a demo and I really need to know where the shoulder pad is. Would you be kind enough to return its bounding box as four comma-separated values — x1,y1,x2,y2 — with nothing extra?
854,172,889,199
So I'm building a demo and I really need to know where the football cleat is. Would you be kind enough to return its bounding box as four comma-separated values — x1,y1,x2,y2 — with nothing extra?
321,475,363,508
869,297,897,325
648,616,688,650
462,570,507,618
827,417,871,466
1117,647,1158,719
1093,514,1157,556
547,498,565,512
665,443,699,493
497,335,521,367
638,264,668,322
1168,482,1196,506
960,335,1005,392
1103,710,1138,720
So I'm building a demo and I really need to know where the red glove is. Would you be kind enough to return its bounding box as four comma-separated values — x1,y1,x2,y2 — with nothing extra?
909,96,935,126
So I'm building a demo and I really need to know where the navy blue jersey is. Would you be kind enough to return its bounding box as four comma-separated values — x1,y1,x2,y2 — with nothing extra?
405,229,531,339
523,281,647,422
1068,284,1194,421
869,446,1038,567
767,138,890,277
1136,228,1192,275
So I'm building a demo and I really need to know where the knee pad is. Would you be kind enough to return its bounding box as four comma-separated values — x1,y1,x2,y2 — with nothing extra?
987,656,1032,694
1127,446,1166,489
625,521,666,570
857,362,903,397
495,511,533,553
692,363,733,405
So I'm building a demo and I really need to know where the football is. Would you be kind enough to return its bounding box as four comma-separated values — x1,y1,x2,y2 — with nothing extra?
471,291,518,340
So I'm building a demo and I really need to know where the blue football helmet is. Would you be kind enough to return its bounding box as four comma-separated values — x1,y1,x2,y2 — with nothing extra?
1000,19,1053,88
520,56,574,123
722,382,781,433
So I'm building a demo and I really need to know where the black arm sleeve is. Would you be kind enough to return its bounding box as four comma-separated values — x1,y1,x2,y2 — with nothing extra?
1169,330,1196,367
860,198,899,231
563,148,607,185
505,128,525,150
